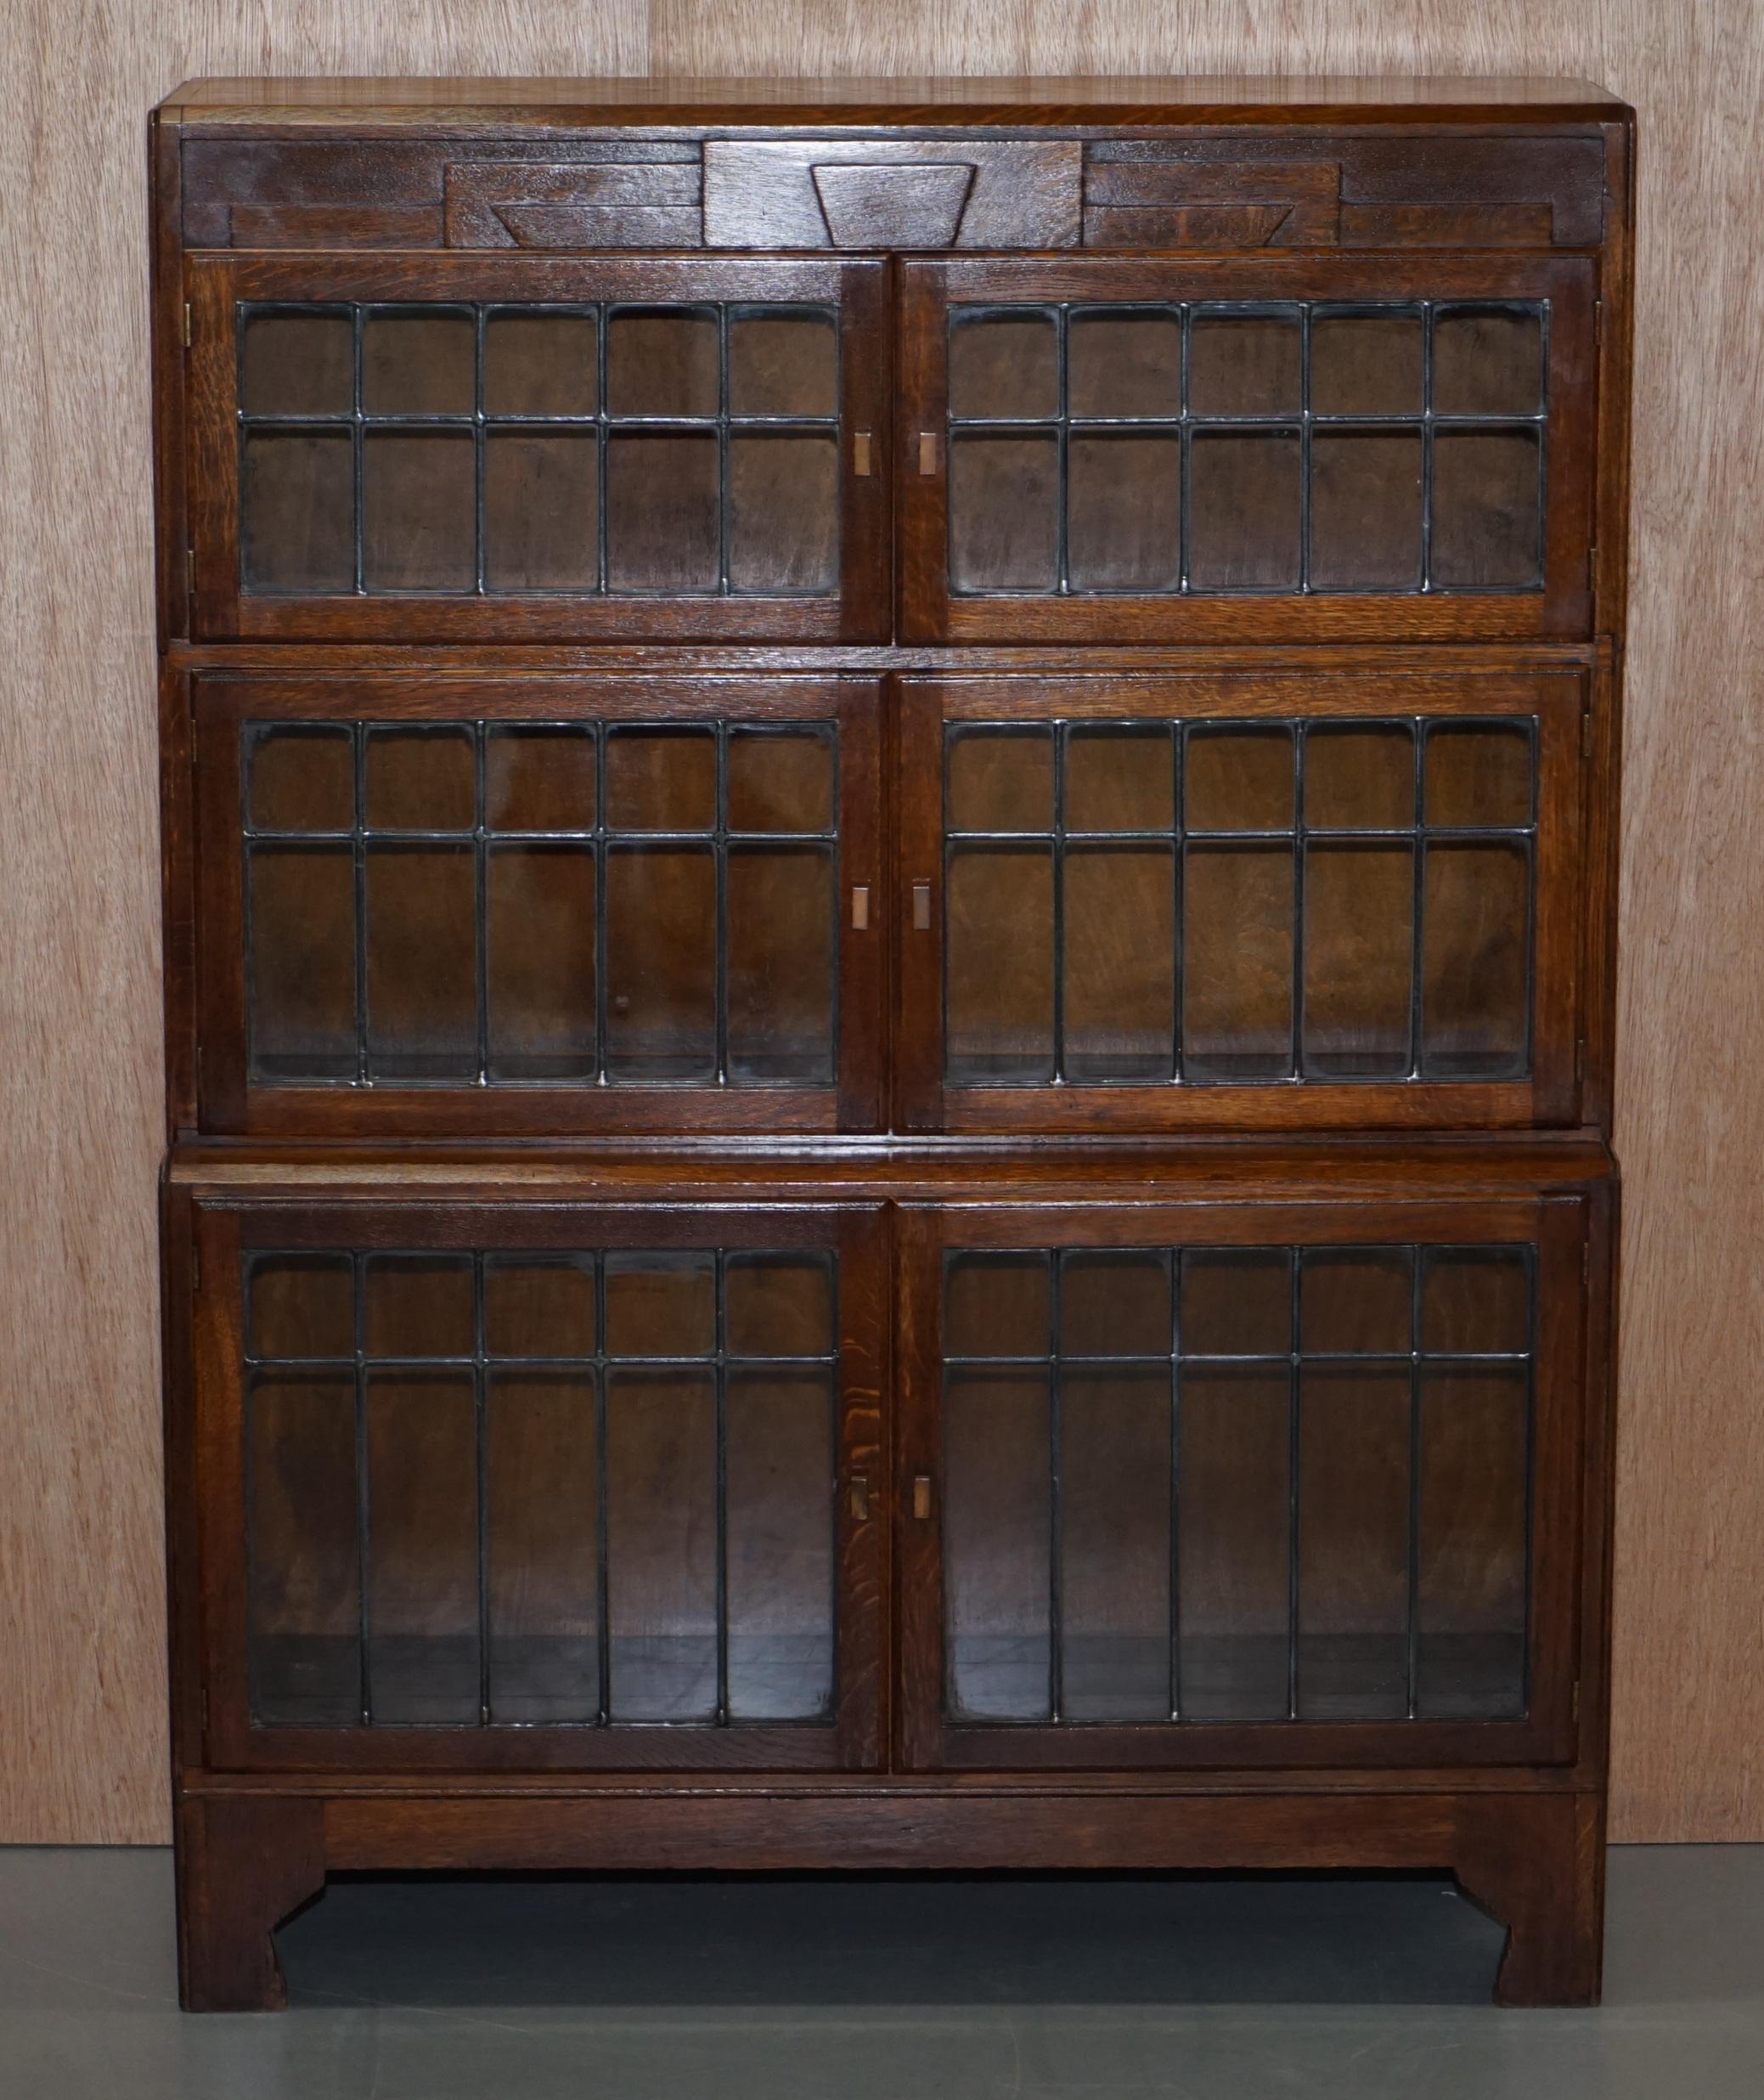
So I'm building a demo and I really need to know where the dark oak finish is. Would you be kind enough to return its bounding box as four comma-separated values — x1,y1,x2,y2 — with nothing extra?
154,78,1631,2012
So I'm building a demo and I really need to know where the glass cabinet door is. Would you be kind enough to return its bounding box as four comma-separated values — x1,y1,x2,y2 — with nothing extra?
895,1198,1591,1773
894,671,1585,1133
898,254,1597,644
186,254,889,641
192,674,883,1134
192,1203,885,1773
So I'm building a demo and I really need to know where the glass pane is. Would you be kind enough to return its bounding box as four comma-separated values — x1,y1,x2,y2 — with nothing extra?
945,1251,1050,1358
248,725,353,833
606,309,719,419
726,1252,834,1358
1188,433,1301,590
1067,434,1181,591
1060,1250,1171,1358
944,1368,1051,1720
1433,308,1542,417
1062,845,1175,1081
1431,432,1541,588
1417,1364,1529,1718
364,844,476,1079
606,1367,718,1720
241,431,353,592
1310,313,1423,417
1425,723,1533,828
248,1372,360,1725
484,432,598,591
483,312,597,417
1181,846,1293,1080
1177,1364,1290,1720
728,310,837,416
1189,313,1300,416
1309,432,1423,590
486,845,595,1081
605,727,715,833
1300,1249,1413,1356
946,845,1054,1083
486,726,596,833
1299,1366,1409,1720
1421,842,1530,1077
603,847,715,1080
604,1251,716,1358
727,727,833,833
365,1369,480,1725
1422,1247,1530,1356
487,1370,599,1723
949,435,1059,591
249,1252,355,1360
362,432,476,590
726,845,835,1083
240,311,352,416
1302,842,1414,1077
1305,725,1414,831
1065,725,1175,833
362,311,474,415
1062,1366,1172,1721
948,311,1057,419
726,1367,836,1719
248,844,356,1079
946,726,1053,833
1185,727,1293,833
1067,312,1182,418
606,434,719,593
1181,1248,1292,1357
364,726,474,832
363,1254,474,1358
729,435,838,594
482,1256,597,1358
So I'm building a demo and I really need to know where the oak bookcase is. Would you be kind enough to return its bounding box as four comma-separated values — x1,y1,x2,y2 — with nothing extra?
151,76,1631,2009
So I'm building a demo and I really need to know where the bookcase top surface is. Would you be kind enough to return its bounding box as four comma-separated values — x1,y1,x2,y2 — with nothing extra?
157,76,1630,130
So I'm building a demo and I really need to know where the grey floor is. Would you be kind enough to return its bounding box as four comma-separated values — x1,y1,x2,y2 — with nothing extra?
1,1847,1761,2098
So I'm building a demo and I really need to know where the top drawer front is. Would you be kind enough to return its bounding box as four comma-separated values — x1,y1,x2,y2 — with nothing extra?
185,253,889,642
178,128,1609,257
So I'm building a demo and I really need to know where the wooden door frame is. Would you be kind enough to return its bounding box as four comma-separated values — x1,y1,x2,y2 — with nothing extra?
189,1198,889,1775
893,1195,1587,1774
897,252,1599,646
186,251,892,644
893,667,1586,1132
190,670,886,1136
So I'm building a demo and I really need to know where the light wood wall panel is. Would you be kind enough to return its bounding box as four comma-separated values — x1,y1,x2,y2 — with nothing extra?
0,1,1757,1844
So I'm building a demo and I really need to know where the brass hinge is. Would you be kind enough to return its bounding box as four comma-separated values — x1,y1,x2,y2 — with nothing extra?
186,547,195,599
918,432,939,476
852,429,873,478
183,301,192,349
1592,299,1603,348
1582,707,1595,758
1575,1036,1586,1084
1572,1679,1581,1722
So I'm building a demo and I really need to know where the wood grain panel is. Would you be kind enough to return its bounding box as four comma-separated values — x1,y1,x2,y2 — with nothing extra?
640,7,1764,1854
0,3,1759,1850
0,3,645,1846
